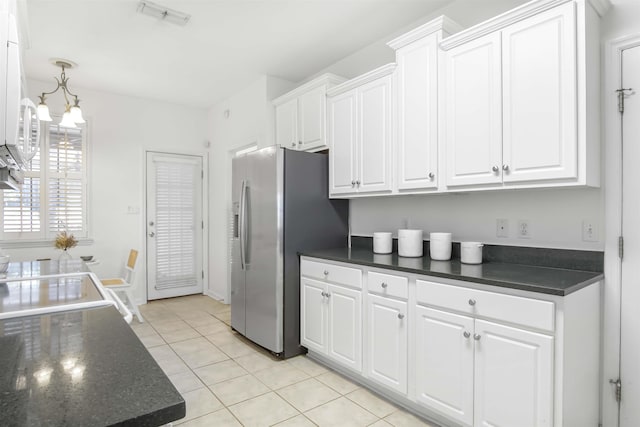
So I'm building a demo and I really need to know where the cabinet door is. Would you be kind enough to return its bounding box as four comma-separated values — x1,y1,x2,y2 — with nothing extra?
328,90,358,195
502,2,577,183
444,32,503,187
327,284,362,372
396,36,439,191
300,277,327,354
276,99,299,150
358,75,392,194
474,319,554,427
366,294,408,394
414,306,474,426
298,86,326,151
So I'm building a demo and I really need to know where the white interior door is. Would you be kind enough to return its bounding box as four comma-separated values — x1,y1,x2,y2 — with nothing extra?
620,44,640,427
146,152,203,300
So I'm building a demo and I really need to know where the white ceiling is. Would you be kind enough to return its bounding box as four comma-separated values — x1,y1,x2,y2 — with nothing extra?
22,0,454,108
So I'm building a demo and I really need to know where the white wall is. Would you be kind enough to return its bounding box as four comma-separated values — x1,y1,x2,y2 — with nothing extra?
308,0,529,80
351,188,604,250
7,79,208,303
207,75,294,301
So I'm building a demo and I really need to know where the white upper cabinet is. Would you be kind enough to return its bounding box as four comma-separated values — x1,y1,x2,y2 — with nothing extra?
358,76,392,193
273,74,346,152
387,18,462,192
502,2,577,183
275,99,298,150
328,90,358,195
444,32,503,187
441,0,603,189
328,64,395,197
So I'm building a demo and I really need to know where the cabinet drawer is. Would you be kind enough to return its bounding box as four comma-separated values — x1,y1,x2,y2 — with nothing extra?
301,259,362,289
368,271,408,300
416,280,554,332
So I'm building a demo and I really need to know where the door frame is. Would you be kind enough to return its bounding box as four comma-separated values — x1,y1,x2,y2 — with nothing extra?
603,33,640,427
143,149,209,302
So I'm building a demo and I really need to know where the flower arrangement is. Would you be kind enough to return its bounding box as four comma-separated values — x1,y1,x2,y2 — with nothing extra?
54,231,78,251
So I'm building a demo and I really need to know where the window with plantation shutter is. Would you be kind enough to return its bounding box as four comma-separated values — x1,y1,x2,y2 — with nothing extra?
154,158,199,289
0,119,88,242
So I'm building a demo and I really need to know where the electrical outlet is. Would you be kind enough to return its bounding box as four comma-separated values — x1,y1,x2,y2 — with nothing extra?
582,220,598,242
496,219,509,238
517,220,531,239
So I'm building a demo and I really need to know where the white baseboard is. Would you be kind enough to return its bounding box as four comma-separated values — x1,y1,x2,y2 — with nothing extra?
205,289,227,303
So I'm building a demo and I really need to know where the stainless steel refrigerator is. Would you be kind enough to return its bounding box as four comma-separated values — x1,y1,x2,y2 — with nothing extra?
230,146,348,358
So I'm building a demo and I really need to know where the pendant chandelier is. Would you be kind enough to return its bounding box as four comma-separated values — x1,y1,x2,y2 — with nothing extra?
37,59,85,128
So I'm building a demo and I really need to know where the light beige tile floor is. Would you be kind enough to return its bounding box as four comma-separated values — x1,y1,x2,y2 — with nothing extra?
134,295,439,427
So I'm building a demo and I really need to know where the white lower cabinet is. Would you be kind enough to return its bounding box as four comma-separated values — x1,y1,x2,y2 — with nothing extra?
300,275,362,373
366,294,408,394
473,319,553,427
415,306,474,426
300,257,600,427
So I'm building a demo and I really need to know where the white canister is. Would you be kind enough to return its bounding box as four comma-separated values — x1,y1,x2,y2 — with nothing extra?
430,232,452,261
398,229,423,257
461,242,484,264
373,232,393,254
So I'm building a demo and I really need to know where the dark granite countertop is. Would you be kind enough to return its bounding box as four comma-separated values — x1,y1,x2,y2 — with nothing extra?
301,248,603,296
0,306,185,427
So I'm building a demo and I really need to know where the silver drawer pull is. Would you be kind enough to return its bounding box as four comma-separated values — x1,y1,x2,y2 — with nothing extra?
321,291,326,297
381,282,388,289
397,313,405,320
474,334,481,341
463,331,471,338
323,270,329,276
468,299,476,306
326,292,331,298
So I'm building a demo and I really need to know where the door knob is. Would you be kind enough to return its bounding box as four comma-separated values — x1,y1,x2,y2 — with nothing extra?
148,231,155,237
149,221,154,226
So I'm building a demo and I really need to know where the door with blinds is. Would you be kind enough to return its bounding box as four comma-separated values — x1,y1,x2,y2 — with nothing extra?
146,152,203,300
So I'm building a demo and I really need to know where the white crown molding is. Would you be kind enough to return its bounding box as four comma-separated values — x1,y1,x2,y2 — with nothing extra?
272,73,347,105
440,0,571,50
387,15,463,50
587,0,612,17
327,63,396,97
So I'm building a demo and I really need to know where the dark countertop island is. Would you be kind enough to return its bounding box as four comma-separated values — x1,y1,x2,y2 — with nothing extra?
0,306,185,427
301,247,603,296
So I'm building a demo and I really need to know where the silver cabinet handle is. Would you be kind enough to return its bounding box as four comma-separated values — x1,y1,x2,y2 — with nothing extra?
468,299,476,306
397,313,405,320
356,180,361,186
323,270,329,276
291,143,296,148
492,166,499,173
326,292,331,298
351,180,356,187
298,141,302,146
463,331,471,338
321,291,326,297
502,164,509,171
428,172,435,179
148,231,155,237
474,334,481,341
381,282,388,288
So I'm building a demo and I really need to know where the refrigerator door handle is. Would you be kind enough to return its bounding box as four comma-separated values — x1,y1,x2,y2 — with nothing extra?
239,180,246,270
